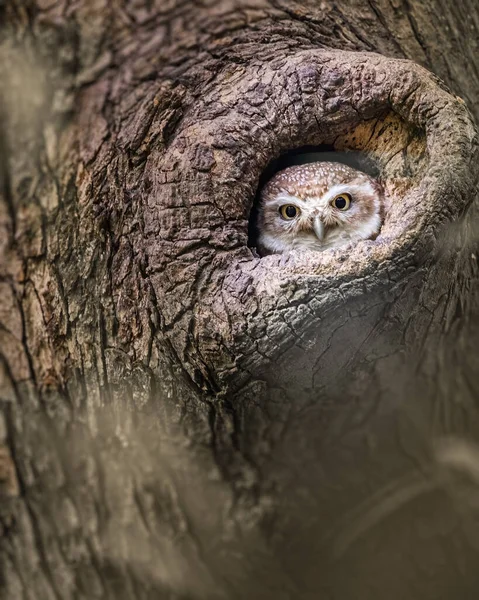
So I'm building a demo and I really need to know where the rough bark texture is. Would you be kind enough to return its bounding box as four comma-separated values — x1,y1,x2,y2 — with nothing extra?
1,1,479,599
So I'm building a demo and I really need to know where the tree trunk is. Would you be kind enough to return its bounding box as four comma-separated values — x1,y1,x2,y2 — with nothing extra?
1,1,479,598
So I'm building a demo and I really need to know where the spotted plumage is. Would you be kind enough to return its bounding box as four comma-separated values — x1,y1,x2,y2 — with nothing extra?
257,161,383,255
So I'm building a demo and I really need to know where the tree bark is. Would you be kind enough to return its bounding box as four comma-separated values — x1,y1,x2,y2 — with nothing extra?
1,1,479,599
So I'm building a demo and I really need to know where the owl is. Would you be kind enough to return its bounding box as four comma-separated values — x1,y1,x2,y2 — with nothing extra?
257,162,383,255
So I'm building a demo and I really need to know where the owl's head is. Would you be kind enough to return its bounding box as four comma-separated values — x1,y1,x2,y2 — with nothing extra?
257,162,383,255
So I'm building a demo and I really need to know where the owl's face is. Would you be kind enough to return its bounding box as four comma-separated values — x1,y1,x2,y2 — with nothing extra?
257,162,383,255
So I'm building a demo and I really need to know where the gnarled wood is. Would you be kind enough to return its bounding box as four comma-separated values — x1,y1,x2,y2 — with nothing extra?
1,1,479,599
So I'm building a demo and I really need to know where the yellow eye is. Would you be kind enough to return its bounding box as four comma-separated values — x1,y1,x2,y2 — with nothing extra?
279,204,300,220
332,193,352,210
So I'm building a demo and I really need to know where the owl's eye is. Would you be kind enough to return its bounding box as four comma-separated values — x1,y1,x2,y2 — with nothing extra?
279,205,299,220
332,194,352,210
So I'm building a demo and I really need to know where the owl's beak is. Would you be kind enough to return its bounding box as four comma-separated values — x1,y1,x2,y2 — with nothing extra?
312,216,324,241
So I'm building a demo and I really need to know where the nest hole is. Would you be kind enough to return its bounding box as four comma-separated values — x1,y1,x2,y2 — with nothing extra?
248,113,427,252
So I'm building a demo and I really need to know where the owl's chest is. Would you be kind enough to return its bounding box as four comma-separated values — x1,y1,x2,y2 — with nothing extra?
294,227,355,251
